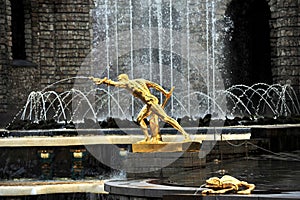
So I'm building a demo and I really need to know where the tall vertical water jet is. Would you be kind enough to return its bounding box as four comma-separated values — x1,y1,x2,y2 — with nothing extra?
186,0,191,115
87,0,227,119
104,0,111,116
211,0,216,112
169,0,174,116
129,0,135,117
69,0,300,123
156,0,163,102
114,0,120,117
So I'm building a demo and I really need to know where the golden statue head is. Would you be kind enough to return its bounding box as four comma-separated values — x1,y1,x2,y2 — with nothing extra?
206,177,221,187
118,74,129,82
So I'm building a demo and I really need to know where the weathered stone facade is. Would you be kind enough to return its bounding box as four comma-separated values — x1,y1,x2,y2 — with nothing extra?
0,0,93,116
0,0,299,121
0,0,10,113
269,0,300,91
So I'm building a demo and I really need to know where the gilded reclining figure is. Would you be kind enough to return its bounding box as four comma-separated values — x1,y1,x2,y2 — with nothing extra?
202,175,255,195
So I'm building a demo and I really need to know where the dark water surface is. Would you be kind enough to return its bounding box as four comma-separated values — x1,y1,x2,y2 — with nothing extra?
164,152,300,192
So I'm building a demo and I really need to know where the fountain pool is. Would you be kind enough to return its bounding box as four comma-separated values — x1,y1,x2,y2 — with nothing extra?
1,0,300,199
105,155,300,199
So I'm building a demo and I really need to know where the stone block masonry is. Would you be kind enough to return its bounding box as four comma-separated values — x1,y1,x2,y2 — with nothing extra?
0,0,11,113
269,0,300,94
37,0,93,89
0,0,94,114
126,151,206,179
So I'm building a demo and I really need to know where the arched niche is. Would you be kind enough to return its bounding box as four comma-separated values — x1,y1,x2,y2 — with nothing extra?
223,0,272,87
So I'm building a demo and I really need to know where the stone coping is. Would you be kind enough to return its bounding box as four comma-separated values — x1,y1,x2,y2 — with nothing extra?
0,133,251,147
104,179,300,199
105,179,199,198
0,179,106,196
2,123,300,134
1,127,252,135
2,123,299,147
247,123,300,129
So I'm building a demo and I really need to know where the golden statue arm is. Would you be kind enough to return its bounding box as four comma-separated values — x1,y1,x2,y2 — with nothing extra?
146,81,174,98
89,77,107,85
89,77,120,87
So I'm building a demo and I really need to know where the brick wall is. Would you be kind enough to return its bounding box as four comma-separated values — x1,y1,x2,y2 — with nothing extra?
37,0,92,88
0,0,11,113
4,0,93,112
269,0,300,95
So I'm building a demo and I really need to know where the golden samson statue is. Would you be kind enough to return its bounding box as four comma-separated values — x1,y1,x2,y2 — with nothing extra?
90,74,191,143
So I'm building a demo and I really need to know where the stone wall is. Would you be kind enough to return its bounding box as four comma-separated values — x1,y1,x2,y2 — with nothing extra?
1,0,93,113
36,0,92,88
0,0,11,113
7,67,40,111
269,0,300,94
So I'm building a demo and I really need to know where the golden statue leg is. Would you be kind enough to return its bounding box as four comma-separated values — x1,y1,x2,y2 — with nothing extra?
237,182,255,194
136,105,151,143
202,186,236,194
163,115,191,141
149,114,162,143
150,104,191,141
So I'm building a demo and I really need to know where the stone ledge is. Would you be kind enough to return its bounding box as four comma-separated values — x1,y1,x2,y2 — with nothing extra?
0,180,106,196
105,179,300,199
12,59,37,67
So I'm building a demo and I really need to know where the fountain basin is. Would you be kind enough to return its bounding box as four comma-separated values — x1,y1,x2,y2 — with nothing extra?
0,125,299,199
106,153,300,199
105,179,300,199
1,124,299,181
